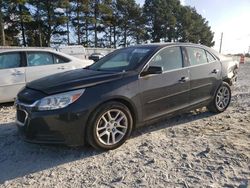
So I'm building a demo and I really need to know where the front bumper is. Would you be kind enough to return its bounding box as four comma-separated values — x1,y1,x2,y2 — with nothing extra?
15,101,90,146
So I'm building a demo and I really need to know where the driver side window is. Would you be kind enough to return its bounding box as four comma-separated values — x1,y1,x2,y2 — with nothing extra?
149,47,183,71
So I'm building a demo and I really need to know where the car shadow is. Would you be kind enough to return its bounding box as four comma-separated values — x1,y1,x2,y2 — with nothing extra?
0,102,14,108
0,121,103,184
0,107,216,184
131,108,216,138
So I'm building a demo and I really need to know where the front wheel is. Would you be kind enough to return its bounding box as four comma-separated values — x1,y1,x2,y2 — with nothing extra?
207,82,231,113
86,101,133,150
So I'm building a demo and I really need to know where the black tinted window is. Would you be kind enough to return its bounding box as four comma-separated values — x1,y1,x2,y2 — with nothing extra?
206,51,216,62
0,53,21,69
150,47,183,71
187,47,207,65
27,52,54,67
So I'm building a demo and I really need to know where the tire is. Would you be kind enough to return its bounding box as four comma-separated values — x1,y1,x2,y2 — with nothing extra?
86,101,133,150
207,82,231,113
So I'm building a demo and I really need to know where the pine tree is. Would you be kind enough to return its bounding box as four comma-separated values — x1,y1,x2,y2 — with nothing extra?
29,0,68,46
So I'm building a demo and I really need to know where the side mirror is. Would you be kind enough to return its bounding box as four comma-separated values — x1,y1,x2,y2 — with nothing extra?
141,66,163,76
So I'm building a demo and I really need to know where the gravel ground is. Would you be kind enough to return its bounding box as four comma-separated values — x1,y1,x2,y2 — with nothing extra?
0,63,249,188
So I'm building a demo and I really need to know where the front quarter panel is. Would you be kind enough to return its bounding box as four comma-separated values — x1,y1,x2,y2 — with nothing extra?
79,73,142,125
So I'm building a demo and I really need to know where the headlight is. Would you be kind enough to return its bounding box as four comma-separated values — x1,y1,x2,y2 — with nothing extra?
36,89,85,111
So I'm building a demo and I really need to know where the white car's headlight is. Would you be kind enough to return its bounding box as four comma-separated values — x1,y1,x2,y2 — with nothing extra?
36,89,85,111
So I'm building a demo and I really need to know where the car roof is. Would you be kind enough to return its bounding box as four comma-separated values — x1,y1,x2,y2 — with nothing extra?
131,42,211,49
129,42,221,58
0,47,85,61
0,47,56,53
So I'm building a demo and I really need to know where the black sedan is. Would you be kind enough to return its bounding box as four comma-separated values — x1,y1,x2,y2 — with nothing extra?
16,43,231,150
88,52,105,62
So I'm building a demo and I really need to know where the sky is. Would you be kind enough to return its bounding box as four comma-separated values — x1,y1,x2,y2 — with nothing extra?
136,0,250,54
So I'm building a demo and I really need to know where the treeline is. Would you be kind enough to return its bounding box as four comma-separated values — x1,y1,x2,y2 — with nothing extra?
0,0,215,48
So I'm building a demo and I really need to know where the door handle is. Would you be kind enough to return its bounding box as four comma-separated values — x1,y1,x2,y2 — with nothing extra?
58,66,65,70
11,71,23,76
179,77,189,83
211,69,219,74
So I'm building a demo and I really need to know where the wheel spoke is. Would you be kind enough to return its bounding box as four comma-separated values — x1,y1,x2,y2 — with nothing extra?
101,116,108,124
97,116,108,131
111,132,116,144
97,126,106,131
107,111,112,121
116,130,125,136
224,98,229,106
218,91,222,96
223,100,227,108
117,115,125,123
106,132,111,144
216,96,220,103
99,130,108,138
116,124,127,129
114,111,121,120
222,87,226,94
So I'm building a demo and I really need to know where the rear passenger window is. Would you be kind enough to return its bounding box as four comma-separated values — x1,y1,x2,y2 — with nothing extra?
54,54,70,64
27,52,54,67
0,53,21,69
150,47,183,71
206,51,216,62
187,47,207,65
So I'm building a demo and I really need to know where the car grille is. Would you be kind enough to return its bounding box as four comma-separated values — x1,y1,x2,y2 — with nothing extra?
16,109,27,126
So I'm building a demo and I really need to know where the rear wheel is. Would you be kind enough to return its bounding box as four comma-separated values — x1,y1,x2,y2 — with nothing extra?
207,82,231,113
86,101,133,150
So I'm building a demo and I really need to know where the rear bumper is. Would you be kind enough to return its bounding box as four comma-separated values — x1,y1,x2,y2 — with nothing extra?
231,68,238,84
223,68,238,86
16,102,90,146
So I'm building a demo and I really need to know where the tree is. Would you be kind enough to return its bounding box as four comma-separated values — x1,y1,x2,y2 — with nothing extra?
71,0,93,46
144,0,179,42
144,0,214,46
2,0,22,45
16,0,33,46
176,6,214,46
89,0,114,47
116,0,144,47
129,3,147,44
29,0,68,46
61,0,71,45
0,0,6,45
98,0,113,47
0,0,215,48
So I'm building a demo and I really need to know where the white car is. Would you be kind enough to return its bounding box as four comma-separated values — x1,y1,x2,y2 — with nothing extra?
0,48,93,103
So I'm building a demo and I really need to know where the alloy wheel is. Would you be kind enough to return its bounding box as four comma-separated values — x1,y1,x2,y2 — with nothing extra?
96,109,128,146
215,86,230,110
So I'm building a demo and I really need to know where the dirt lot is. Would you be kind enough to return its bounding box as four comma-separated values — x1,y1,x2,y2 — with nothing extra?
0,63,249,188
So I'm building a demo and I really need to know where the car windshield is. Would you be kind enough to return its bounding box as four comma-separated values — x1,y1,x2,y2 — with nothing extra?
88,47,155,72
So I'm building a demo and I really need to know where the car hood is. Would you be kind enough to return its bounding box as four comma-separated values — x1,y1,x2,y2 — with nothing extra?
26,69,124,95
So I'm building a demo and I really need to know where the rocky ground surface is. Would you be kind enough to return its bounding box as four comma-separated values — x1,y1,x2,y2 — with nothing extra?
0,64,249,188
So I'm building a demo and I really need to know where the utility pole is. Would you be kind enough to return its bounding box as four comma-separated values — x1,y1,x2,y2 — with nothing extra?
219,32,223,53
